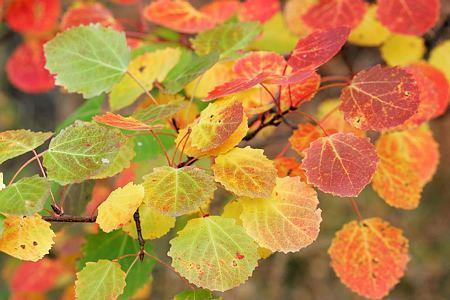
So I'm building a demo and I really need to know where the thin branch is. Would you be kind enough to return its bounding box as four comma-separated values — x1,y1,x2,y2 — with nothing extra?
8,151,45,186
150,130,172,166
42,215,97,223
32,149,58,211
133,210,145,261
316,82,348,92
126,71,159,105
321,75,351,83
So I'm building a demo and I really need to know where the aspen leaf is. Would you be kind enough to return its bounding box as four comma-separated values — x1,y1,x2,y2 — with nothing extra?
44,24,130,98
6,0,60,34
317,99,364,136
43,122,126,185
92,140,135,180
274,157,306,180
132,101,188,124
302,133,378,197
329,218,409,299
289,123,324,156
340,65,420,131
429,40,450,82
205,73,268,100
174,289,217,300
0,176,50,216
61,3,120,30
200,0,240,23
212,146,277,198
302,0,367,30
348,5,391,47
96,183,144,232
75,260,126,300
168,216,258,291
122,205,175,240
0,130,52,164
240,177,321,253
283,0,316,36
11,258,62,293
93,112,164,131
280,72,321,109
0,214,55,262
377,0,439,35
239,0,279,23
143,166,216,217
381,35,425,67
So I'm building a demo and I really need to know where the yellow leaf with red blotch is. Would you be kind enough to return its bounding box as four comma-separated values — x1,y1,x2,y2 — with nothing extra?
96,183,145,232
240,177,321,253
348,5,391,47
122,205,175,240
317,99,364,136
212,146,277,198
283,0,316,36
429,40,450,82
274,157,306,180
381,35,425,67
0,215,55,261
289,123,324,156
329,218,409,299
110,48,181,111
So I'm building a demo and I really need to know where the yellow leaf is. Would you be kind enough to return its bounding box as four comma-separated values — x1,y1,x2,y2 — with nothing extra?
96,182,145,233
381,34,425,66
122,205,175,240
284,0,317,36
348,5,391,47
0,214,55,261
429,40,450,82
212,146,277,198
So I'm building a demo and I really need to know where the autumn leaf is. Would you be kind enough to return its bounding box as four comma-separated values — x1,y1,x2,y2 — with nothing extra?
429,40,450,82
11,259,62,293
274,157,306,180
381,35,425,67
122,205,175,240
238,0,280,23
199,0,240,23
348,5,390,47
239,177,322,253
289,123,324,156
91,140,135,180
329,218,409,299
93,112,164,131
280,72,321,109
6,0,60,34
132,101,187,124
302,132,378,197
212,146,277,198
316,99,364,136
61,2,120,30
168,216,258,291
283,0,316,36
340,65,420,131
204,73,268,101
0,130,52,164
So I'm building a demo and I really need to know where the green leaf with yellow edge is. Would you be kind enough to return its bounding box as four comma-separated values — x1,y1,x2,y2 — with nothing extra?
44,24,130,98
348,5,391,47
96,182,144,233
0,176,49,216
0,214,55,261
143,166,216,217
191,22,262,57
381,34,425,66
239,177,322,253
92,139,135,179
168,216,258,291
109,48,182,111
0,130,52,164
43,122,126,185
122,205,175,240
132,101,187,124
429,40,450,82
174,289,220,300
75,259,126,300
212,146,277,198
250,13,298,54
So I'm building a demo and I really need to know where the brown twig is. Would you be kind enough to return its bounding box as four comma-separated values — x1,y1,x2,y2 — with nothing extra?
133,210,145,261
42,215,97,223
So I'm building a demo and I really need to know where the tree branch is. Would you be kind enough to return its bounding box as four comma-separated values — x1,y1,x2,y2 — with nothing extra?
42,215,97,223
133,210,145,261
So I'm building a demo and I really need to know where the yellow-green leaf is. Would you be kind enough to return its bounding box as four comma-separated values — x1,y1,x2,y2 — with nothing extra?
0,130,52,164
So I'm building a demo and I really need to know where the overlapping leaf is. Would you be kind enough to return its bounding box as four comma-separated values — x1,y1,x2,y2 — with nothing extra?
239,0,280,23
340,65,420,131
200,0,240,23
132,101,187,124
93,112,164,131
429,41,450,82
348,5,390,47
122,205,175,240
168,216,258,291
381,35,425,67
302,132,378,197
92,140,135,180
274,157,306,180
0,129,52,164
317,99,364,136
6,0,60,34
283,0,316,36
174,289,217,300
61,2,120,30
280,72,321,109
329,218,409,299
289,123,324,156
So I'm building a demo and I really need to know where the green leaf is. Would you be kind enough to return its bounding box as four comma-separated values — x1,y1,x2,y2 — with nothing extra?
0,130,52,164
43,122,126,185
44,24,130,98
0,176,49,216
132,101,187,124
168,216,258,291
163,51,219,94
75,259,126,300
174,289,219,300
250,13,298,54
191,22,262,58
143,166,216,217
56,96,104,133
92,139,135,179
133,130,174,162
78,230,155,300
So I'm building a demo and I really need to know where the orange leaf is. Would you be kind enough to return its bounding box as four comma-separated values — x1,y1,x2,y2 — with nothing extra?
289,123,324,156
280,72,321,109
93,112,164,131
234,51,286,80
238,0,279,23
274,157,306,181
200,0,240,23
6,0,60,34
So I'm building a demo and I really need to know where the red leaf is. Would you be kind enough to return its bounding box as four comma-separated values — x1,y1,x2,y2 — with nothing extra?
302,0,367,30
234,51,286,80
61,3,121,30
377,0,440,35
287,26,350,71
280,72,321,108
204,73,268,101
302,132,378,197
6,41,54,94
340,65,420,131
11,259,62,292
264,69,314,85
6,0,60,34
200,0,240,23
143,0,216,34
93,112,164,131
239,0,280,23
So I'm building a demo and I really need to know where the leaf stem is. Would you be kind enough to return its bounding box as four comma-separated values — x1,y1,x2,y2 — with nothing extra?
316,82,348,92
125,255,140,278
8,151,46,186
350,198,363,222
126,70,159,105
321,75,351,83
32,149,59,212
150,130,172,166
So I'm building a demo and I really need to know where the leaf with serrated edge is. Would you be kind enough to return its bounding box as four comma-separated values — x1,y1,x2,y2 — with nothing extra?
44,24,130,98
96,183,144,232
75,259,126,300
0,214,55,261
212,146,277,198
0,176,49,216
329,218,409,299
122,205,175,240
0,130,52,164
168,216,258,291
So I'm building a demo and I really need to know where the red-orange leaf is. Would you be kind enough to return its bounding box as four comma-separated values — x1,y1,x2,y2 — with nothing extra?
200,0,240,23
93,112,164,131
274,157,307,181
61,3,121,30
329,218,409,299
6,0,60,34
238,0,279,23
280,72,321,109
6,41,54,94
302,0,367,30
377,0,440,35
287,26,350,71
289,123,324,156
143,0,216,34
204,73,268,101
340,65,420,131
234,51,286,80
11,259,62,292
302,132,378,197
